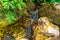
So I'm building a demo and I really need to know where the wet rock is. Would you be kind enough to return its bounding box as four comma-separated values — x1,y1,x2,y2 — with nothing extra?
25,26,31,39
3,34,15,40
26,3,36,12
18,9,30,27
39,17,59,36
12,26,26,40
32,17,59,40
39,3,60,25
54,2,60,9
0,22,26,40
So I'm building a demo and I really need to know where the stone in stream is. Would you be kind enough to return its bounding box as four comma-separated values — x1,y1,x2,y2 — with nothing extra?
32,17,59,40
3,33,15,40
54,2,60,9
39,3,60,25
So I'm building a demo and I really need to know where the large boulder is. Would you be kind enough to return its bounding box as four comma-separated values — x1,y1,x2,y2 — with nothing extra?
38,3,60,25
32,17,59,40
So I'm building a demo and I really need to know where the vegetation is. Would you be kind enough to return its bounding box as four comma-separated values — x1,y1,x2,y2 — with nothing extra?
0,0,27,24
0,0,26,10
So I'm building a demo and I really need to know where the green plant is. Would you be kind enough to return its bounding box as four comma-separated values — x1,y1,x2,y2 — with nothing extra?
28,0,60,4
28,0,40,3
41,0,60,4
0,0,26,10
0,0,27,25
29,0,35,3
4,10,17,24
